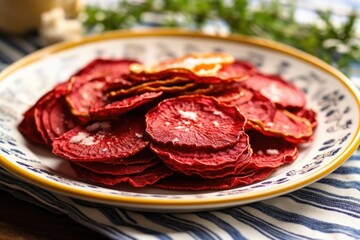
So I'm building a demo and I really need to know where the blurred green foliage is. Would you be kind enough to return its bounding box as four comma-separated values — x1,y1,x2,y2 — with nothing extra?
83,0,360,75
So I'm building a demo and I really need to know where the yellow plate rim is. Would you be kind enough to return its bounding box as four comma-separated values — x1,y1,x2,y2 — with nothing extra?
0,28,359,207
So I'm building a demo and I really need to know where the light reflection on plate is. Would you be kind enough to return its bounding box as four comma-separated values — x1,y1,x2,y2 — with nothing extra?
0,29,359,212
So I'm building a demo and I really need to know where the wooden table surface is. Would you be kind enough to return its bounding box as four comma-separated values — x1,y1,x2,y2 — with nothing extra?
0,190,108,240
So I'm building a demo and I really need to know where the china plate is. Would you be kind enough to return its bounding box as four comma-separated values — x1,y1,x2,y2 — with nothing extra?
0,29,359,212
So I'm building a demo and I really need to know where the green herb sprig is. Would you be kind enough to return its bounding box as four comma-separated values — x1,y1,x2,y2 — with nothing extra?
82,0,360,75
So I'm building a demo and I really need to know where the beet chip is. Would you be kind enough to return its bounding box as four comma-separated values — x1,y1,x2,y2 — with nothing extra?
254,109,313,143
89,91,163,120
71,162,173,187
241,73,306,109
182,83,216,96
162,149,252,179
18,105,47,145
146,95,246,149
215,60,256,82
73,158,160,175
128,64,249,84
28,84,81,146
150,132,250,171
224,89,312,143
36,93,81,145
212,83,254,104
102,147,156,164
247,131,298,169
67,59,139,118
66,77,107,118
128,54,250,84
294,108,318,129
18,82,70,145
130,52,234,77
227,91,276,130
154,168,273,191
52,115,149,161
107,77,194,98
74,58,138,82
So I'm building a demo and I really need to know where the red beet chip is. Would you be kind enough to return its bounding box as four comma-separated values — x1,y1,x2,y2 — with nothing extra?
128,64,249,84
129,54,252,84
228,91,276,130
66,58,139,118
241,73,306,109
150,132,250,171
126,68,192,84
255,109,313,143
89,91,163,120
73,158,160,175
18,105,47,145
146,95,246,149
163,148,252,179
154,167,274,191
215,60,256,82
39,95,81,144
225,89,312,143
59,144,156,165
66,77,107,118
212,83,254,104
52,115,149,161
130,53,234,77
34,86,82,145
102,148,156,165
74,58,138,82
247,131,298,169
70,162,173,187
18,82,70,145
294,108,318,129
106,77,195,99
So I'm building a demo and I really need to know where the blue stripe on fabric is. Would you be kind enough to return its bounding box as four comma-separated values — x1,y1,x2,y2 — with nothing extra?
64,204,135,240
72,199,172,240
0,50,14,64
196,212,247,240
250,202,360,238
119,209,137,225
102,209,171,240
0,63,8,71
333,166,360,174
169,214,223,240
1,37,36,55
49,199,134,240
286,189,360,218
0,40,24,61
349,155,360,160
222,208,312,240
25,34,43,49
317,178,360,191
142,213,220,240
73,200,224,240
305,186,360,202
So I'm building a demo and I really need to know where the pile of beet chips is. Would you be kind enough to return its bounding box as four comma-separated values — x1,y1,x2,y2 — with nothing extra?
18,53,316,190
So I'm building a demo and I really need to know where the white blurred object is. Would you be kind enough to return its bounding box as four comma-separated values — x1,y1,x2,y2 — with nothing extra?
40,7,84,45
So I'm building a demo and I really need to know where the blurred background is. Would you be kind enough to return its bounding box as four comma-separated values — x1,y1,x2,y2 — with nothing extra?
0,0,359,79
